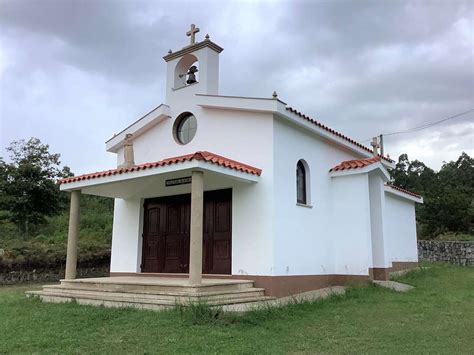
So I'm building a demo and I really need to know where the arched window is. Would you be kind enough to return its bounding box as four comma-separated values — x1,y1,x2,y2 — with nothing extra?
296,160,307,204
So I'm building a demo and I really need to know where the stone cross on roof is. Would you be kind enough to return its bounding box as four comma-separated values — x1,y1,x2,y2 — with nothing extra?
186,24,200,45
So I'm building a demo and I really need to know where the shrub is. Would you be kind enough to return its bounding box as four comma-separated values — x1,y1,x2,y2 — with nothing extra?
175,301,223,325
0,195,113,272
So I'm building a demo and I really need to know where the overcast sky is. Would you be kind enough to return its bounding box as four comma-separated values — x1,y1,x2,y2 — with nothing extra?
0,0,472,174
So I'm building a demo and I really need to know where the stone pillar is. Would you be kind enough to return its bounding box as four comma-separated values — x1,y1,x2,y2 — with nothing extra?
189,170,204,285
65,190,81,280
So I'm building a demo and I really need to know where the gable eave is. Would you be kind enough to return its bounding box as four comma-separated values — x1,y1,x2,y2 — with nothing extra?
196,93,287,113
384,184,424,203
277,111,395,169
384,186,424,204
329,162,390,180
106,104,171,153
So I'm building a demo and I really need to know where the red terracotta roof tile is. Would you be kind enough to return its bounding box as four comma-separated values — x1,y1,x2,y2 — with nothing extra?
385,183,422,199
286,107,394,163
329,156,381,172
59,151,262,185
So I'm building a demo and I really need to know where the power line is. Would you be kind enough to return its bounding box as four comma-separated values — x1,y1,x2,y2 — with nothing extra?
359,108,474,143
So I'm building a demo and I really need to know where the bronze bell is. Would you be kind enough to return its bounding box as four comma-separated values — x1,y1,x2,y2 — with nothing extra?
186,65,198,84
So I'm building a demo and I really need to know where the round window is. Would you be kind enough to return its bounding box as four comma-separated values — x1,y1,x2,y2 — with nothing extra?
174,113,197,145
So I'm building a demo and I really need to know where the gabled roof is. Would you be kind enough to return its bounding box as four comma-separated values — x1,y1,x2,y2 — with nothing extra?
108,94,394,166
59,151,262,185
329,156,381,172
329,156,390,181
286,107,393,163
196,94,394,166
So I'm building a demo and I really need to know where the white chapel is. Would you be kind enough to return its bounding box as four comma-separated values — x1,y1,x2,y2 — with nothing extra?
30,26,423,306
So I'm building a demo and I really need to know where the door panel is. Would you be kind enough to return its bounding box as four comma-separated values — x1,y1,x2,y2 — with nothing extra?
141,204,163,272
204,189,232,274
166,204,181,234
215,201,231,232
141,189,232,274
162,235,182,273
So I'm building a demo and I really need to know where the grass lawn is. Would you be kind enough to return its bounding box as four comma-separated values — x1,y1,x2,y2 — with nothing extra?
0,263,473,354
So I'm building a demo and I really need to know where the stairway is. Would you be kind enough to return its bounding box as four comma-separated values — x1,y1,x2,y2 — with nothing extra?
26,276,274,311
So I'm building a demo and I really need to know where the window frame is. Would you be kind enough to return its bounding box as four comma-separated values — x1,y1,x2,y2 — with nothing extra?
173,112,197,145
296,160,307,205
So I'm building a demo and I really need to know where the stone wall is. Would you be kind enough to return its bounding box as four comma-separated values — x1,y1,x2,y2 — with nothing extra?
0,266,110,285
418,240,473,266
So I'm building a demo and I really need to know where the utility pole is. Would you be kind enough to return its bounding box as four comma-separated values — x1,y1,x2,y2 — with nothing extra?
379,134,384,156
370,137,380,156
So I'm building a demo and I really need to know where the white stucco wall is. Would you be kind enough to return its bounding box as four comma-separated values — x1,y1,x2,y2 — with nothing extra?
384,193,419,263
108,43,416,278
110,198,143,273
272,117,372,276
369,172,390,268
331,174,373,275
111,88,276,275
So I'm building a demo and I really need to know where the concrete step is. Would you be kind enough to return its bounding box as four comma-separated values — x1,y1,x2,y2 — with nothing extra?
210,295,275,306
58,290,270,305
222,286,347,312
40,285,266,302
372,280,414,292
26,290,274,309
59,279,255,294
27,291,172,311
43,284,265,297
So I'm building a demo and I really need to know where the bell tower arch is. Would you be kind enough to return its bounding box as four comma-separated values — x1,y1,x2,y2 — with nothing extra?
174,54,199,89
163,25,224,104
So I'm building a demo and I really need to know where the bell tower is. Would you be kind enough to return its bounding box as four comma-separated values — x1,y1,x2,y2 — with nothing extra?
163,24,223,104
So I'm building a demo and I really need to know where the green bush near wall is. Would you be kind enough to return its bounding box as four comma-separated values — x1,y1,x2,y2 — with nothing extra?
0,195,112,271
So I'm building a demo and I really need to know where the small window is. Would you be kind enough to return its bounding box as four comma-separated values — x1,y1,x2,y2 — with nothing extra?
174,113,197,145
296,160,307,204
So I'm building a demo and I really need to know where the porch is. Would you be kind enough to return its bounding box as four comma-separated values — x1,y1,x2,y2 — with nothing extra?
27,151,270,308
27,276,273,310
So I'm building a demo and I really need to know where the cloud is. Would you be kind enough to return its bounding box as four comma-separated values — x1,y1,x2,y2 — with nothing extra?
0,0,473,173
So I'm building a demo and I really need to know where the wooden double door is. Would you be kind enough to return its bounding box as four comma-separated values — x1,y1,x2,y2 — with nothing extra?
141,189,232,274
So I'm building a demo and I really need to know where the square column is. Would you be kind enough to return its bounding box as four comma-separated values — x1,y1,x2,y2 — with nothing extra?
369,174,390,280
65,190,81,280
189,170,204,285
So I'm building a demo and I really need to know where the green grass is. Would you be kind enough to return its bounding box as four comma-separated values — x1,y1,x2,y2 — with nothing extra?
431,232,474,241
0,264,473,354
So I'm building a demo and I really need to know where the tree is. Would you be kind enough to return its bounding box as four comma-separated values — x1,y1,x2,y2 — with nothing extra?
391,152,473,238
429,152,474,235
0,138,73,238
390,154,436,195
